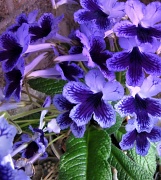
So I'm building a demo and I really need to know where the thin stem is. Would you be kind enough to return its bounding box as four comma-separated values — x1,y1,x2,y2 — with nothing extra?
11,107,54,120
47,134,65,147
49,135,62,159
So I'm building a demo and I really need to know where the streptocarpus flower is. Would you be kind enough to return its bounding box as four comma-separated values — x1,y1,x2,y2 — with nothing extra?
76,30,115,80
8,10,38,32
115,75,161,132
4,61,24,101
13,127,48,159
120,119,161,156
74,0,125,30
0,116,17,159
0,155,30,180
0,23,30,72
55,62,84,81
63,69,124,128
29,13,63,43
107,37,161,86
114,0,161,44
53,94,86,138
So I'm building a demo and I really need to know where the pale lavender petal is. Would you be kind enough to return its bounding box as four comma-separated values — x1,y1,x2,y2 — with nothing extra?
53,94,74,111
118,37,136,50
93,101,116,128
141,2,161,26
16,23,30,53
70,123,86,138
139,75,161,97
125,0,145,25
146,127,161,142
119,130,137,150
85,69,106,92
136,133,150,156
63,81,93,104
115,96,135,117
47,118,60,134
102,81,124,101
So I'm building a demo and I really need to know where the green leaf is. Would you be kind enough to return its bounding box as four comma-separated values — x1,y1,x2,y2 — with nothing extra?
28,78,67,95
114,126,126,142
59,126,112,180
108,145,153,180
127,146,156,177
106,113,123,135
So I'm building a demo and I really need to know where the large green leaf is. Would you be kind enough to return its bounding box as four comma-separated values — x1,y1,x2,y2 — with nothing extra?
108,145,153,180
28,78,66,95
127,146,156,177
59,126,112,180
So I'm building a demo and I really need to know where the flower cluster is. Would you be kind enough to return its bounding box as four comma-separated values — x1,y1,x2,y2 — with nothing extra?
1,2,161,178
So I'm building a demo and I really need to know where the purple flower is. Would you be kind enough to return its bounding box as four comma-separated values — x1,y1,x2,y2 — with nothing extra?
120,119,161,156
115,75,161,132
13,127,48,159
4,61,24,101
29,13,63,43
0,116,17,159
74,0,125,30
107,37,161,86
76,30,115,80
53,94,86,138
63,69,124,128
114,0,161,43
0,23,30,72
8,10,38,32
55,62,84,81
0,163,30,180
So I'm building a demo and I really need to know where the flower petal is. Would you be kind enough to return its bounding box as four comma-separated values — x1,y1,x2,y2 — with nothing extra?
85,69,106,92
119,130,137,150
53,94,74,111
74,9,97,24
147,127,161,142
114,21,137,37
125,0,145,25
56,62,84,81
70,102,93,126
136,133,150,156
63,81,92,104
135,113,153,133
90,36,106,53
102,81,124,101
139,75,161,98
93,101,116,128
146,98,161,117
141,2,161,26
126,60,144,86
56,112,73,130
115,96,135,117
107,51,129,71
141,52,161,75
80,0,100,10
70,123,86,138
